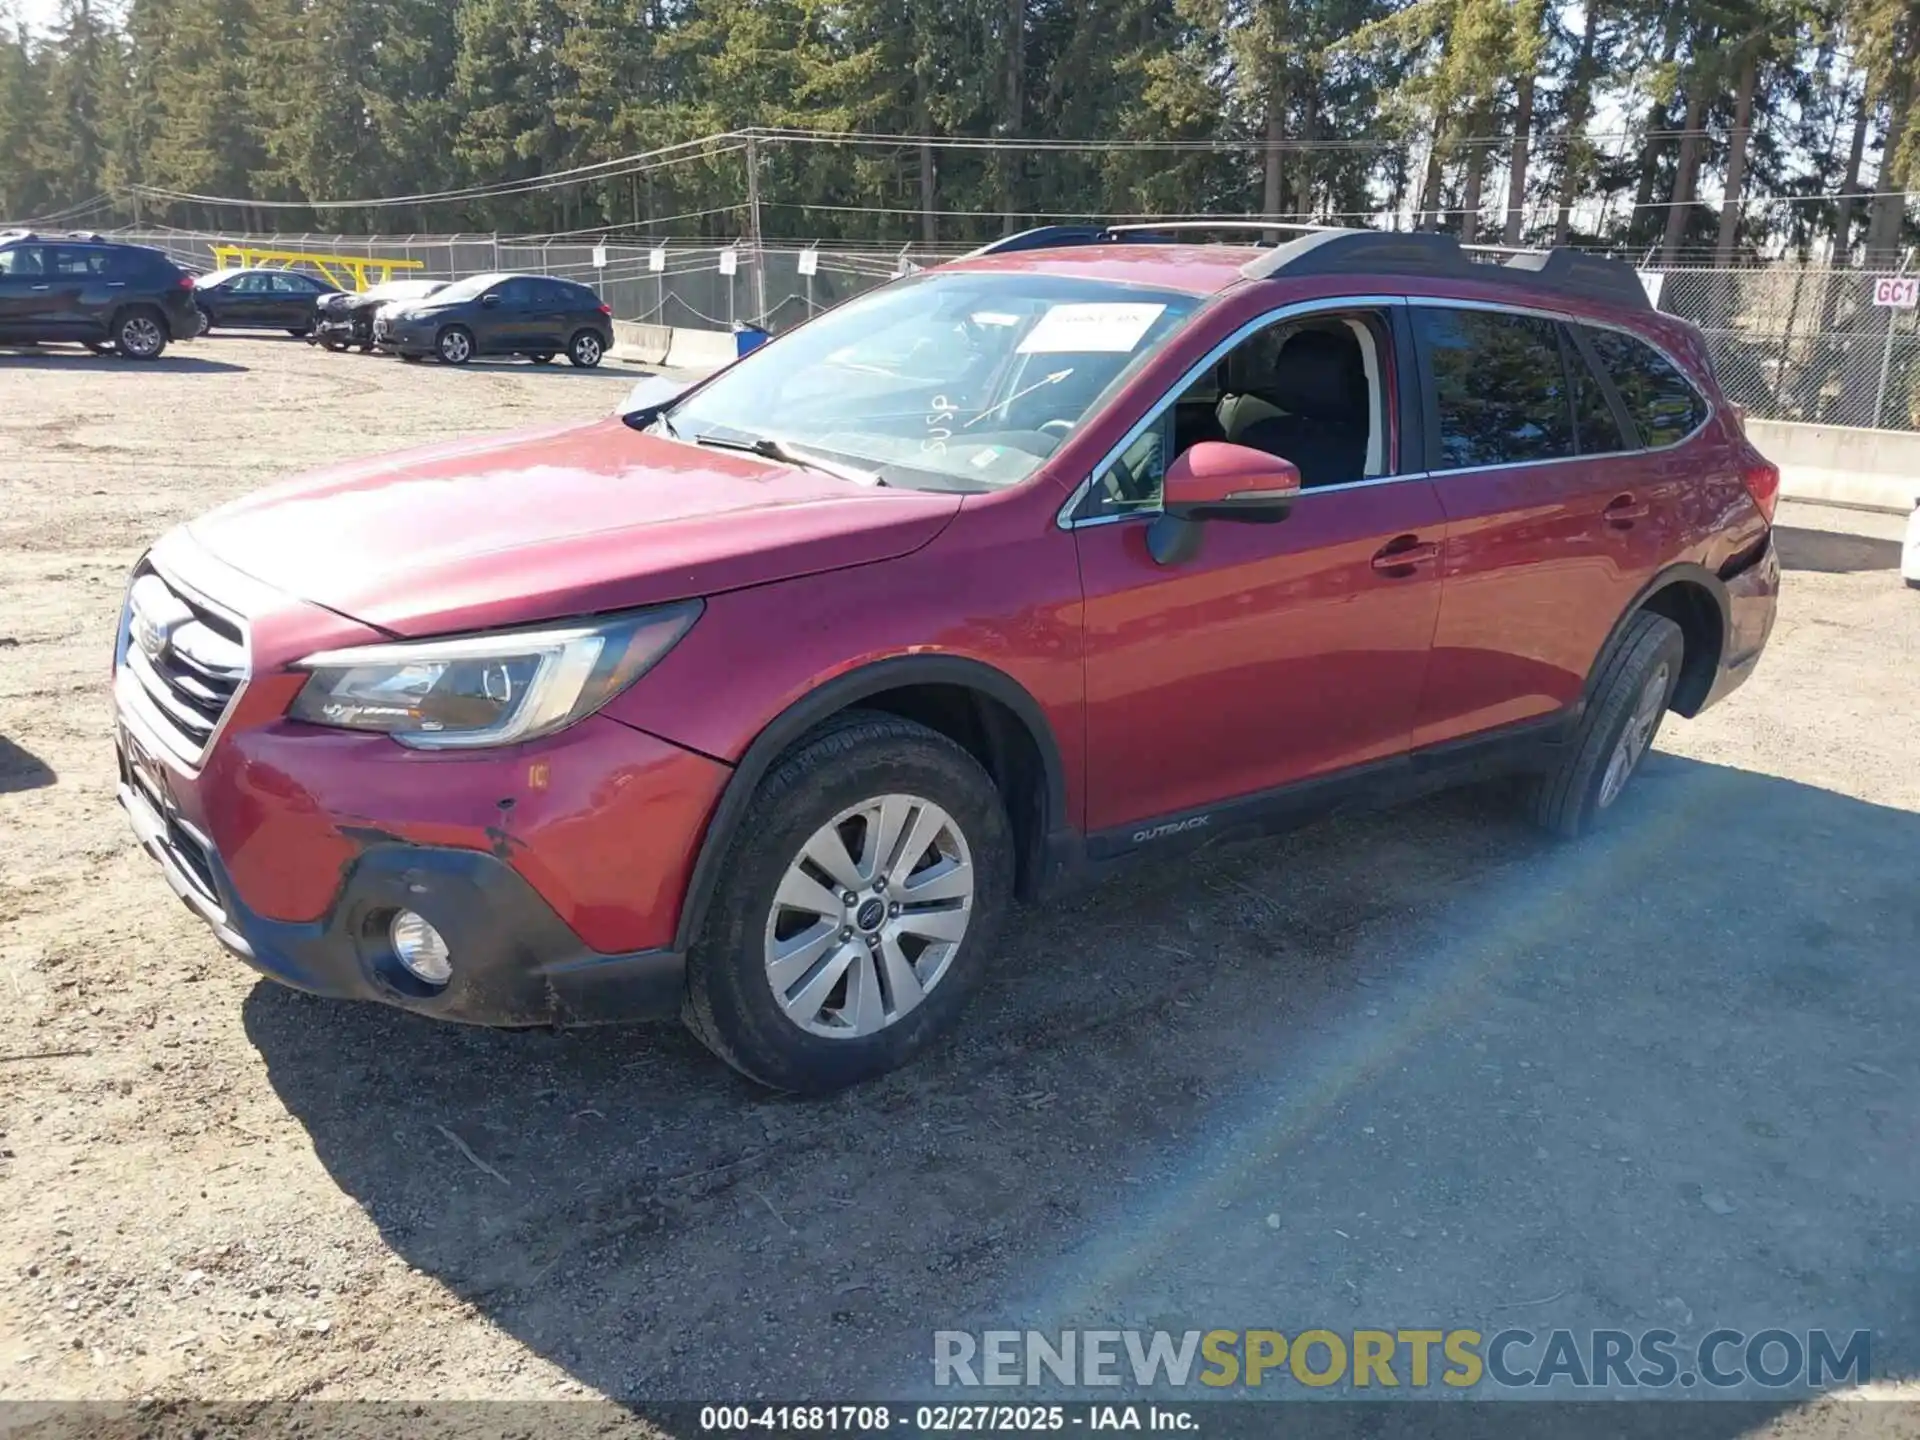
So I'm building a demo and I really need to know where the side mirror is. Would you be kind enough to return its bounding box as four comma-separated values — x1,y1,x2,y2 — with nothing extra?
618,373,698,428
480,292,502,308
1148,442,1302,566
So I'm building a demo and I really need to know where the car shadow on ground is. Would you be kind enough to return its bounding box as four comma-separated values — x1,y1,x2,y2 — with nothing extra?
0,349,248,374
245,755,1920,1414
1773,525,1904,574
427,357,640,379
0,733,55,794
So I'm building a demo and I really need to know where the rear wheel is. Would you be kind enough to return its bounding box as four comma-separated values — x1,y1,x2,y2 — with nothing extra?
194,309,211,337
566,330,604,368
113,308,168,361
1524,612,1685,838
436,326,474,365
684,711,1013,1093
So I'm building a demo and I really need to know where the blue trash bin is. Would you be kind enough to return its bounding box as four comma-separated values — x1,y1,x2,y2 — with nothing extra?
732,323,770,357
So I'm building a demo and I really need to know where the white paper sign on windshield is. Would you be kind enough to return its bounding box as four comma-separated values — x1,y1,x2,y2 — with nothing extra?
1016,302,1166,354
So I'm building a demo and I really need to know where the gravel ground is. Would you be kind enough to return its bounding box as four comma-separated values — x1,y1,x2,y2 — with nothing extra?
1,337,1917,1431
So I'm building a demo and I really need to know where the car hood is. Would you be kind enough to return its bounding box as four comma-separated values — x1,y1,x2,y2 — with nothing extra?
187,417,963,637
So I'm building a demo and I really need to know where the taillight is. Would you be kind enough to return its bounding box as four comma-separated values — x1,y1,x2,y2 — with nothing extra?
1742,457,1780,524
177,274,194,289
598,303,612,316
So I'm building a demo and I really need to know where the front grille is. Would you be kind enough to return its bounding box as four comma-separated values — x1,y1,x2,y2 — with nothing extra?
117,741,221,905
120,567,246,761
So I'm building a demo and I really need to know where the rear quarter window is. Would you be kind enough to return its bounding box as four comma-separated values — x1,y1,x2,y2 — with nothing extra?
1582,326,1708,447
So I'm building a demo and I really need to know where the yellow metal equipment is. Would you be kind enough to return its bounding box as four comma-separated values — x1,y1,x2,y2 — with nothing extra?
208,243,426,293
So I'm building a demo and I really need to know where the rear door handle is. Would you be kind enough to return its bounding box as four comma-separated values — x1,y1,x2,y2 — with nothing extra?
30,284,50,291
1605,493,1650,525
1371,536,1440,574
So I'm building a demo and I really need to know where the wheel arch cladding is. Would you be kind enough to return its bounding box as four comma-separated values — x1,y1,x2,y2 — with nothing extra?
1587,564,1728,720
1637,576,1726,717
673,655,1067,954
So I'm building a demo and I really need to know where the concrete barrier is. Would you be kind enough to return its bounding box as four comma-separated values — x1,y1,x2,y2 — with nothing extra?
1747,418,1920,515
610,320,737,372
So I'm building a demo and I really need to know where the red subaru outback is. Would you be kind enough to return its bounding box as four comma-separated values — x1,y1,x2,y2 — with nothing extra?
114,227,1780,1092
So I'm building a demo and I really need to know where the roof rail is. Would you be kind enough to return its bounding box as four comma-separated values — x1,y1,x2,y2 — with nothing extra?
1238,227,1649,311
961,220,1649,312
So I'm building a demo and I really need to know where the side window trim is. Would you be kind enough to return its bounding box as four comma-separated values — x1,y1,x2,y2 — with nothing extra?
1563,322,1640,453
1060,293,1411,529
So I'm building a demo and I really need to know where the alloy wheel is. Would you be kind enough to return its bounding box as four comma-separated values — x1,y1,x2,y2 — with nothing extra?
763,794,974,1039
1598,662,1669,809
120,315,164,358
439,330,472,364
572,334,602,366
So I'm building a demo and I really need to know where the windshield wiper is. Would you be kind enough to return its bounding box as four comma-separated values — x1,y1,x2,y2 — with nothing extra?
691,432,884,486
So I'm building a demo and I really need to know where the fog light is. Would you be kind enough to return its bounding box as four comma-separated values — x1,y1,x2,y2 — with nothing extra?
390,910,452,985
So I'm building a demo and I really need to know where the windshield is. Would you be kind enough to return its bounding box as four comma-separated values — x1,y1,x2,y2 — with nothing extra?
369,279,444,301
663,271,1201,492
432,273,503,304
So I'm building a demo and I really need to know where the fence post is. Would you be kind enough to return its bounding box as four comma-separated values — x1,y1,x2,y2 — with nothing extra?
1871,250,1911,429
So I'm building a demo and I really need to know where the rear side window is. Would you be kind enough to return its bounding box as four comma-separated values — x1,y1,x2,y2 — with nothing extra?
0,244,46,276
1562,328,1628,455
51,246,113,276
1414,307,1573,470
1582,327,1707,447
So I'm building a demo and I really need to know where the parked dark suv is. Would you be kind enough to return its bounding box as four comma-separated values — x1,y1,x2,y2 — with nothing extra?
373,271,613,366
114,226,1780,1093
0,230,200,359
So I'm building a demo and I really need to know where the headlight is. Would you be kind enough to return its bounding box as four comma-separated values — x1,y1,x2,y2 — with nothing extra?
289,602,700,749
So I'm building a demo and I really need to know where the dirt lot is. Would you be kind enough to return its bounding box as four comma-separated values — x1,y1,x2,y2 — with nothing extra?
2,336,1918,1423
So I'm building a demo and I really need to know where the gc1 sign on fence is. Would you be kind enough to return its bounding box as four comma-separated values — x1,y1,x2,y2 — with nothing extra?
1872,276,1919,308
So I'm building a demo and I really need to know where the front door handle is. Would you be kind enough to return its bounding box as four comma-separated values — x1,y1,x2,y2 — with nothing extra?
1371,536,1440,575
1605,493,1650,526
30,283,50,291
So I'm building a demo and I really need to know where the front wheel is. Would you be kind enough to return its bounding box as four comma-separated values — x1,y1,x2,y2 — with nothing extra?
1524,612,1684,838
194,309,211,337
114,308,168,360
566,330,604,368
436,327,474,365
684,711,1013,1093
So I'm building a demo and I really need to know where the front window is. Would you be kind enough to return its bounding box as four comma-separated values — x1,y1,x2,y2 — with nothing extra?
662,271,1201,492
433,273,503,305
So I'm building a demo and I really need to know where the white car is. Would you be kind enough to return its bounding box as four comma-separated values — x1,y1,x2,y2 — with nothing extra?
1906,501,1920,589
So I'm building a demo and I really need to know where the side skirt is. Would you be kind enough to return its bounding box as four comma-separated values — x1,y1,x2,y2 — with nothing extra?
1042,711,1575,886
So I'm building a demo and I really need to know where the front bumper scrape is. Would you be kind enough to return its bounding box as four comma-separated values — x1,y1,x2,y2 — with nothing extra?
123,774,684,1026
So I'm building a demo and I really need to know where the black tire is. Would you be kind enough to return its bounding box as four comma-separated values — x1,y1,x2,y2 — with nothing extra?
566,329,604,368
194,309,212,337
1524,612,1685,839
684,709,1014,1094
528,352,555,365
436,326,475,365
112,307,168,361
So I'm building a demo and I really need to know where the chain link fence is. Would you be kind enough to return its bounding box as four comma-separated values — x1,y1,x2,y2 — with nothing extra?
112,228,955,334
107,229,1920,434
1651,267,1920,433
